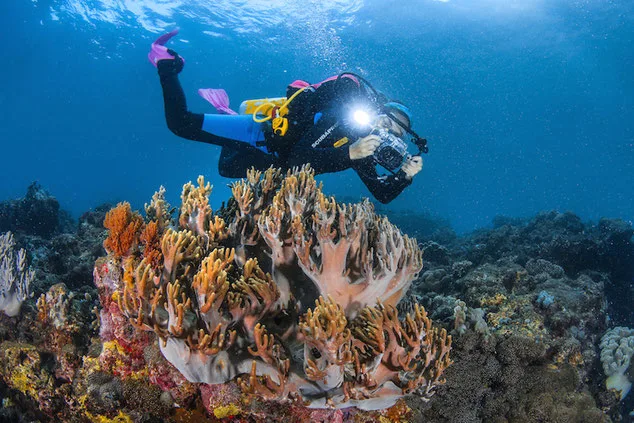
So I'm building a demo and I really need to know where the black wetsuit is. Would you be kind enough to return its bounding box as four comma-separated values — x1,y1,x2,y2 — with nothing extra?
157,61,412,203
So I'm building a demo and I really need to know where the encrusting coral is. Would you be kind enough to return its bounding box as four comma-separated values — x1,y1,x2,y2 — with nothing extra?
98,166,452,410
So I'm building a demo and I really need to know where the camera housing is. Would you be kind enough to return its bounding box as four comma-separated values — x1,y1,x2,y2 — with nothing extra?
372,128,410,172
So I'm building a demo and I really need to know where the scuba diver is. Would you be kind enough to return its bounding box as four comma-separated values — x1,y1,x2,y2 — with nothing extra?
150,29,427,203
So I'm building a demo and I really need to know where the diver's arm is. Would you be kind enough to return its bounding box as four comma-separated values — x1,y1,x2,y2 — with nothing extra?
353,160,412,204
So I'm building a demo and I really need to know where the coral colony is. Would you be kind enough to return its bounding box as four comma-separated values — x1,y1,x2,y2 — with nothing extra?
0,231,34,317
95,166,452,410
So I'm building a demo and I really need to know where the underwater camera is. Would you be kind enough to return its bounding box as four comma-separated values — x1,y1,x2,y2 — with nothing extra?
341,71,429,174
351,109,426,173
371,127,410,172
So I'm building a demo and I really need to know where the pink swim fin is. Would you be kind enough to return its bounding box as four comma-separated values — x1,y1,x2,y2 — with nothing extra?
198,88,238,115
148,28,185,67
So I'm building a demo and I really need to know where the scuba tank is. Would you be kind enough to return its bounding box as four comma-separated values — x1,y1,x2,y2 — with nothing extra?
242,87,313,141
231,90,314,155
239,97,287,116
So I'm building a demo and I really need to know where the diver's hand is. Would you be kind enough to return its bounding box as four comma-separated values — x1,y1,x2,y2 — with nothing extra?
349,135,381,160
157,50,184,76
402,156,423,179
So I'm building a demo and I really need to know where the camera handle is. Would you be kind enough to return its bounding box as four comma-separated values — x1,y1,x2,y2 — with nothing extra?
415,137,429,154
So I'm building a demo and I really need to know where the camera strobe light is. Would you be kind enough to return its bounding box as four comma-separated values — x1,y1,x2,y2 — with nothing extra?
352,109,372,127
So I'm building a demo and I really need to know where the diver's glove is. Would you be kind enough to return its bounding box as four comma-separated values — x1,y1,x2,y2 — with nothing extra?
157,50,184,76
349,135,381,160
402,156,423,180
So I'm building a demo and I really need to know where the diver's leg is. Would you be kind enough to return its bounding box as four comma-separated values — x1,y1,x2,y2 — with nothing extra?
201,115,269,153
158,61,269,152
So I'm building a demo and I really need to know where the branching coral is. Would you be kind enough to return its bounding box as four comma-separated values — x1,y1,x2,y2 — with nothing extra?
103,202,144,258
346,303,452,407
299,296,353,390
0,231,34,317
100,166,450,410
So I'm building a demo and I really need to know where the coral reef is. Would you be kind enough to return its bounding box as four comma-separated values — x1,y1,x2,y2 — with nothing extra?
407,210,634,421
461,211,634,325
0,183,107,297
102,166,451,410
1,181,633,421
416,334,610,422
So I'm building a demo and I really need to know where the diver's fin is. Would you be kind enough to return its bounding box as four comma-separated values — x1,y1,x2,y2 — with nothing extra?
198,89,238,115
148,28,184,67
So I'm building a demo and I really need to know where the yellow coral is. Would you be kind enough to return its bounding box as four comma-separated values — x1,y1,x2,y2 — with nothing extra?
79,392,133,422
86,410,134,423
1,343,53,400
569,351,584,367
554,349,584,367
213,403,241,419
10,367,37,398
480,293,507,307
102,340,127,356
82,354,103,374
380,400,412,422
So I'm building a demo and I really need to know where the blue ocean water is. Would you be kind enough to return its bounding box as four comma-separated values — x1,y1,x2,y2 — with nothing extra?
1,0,632,234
